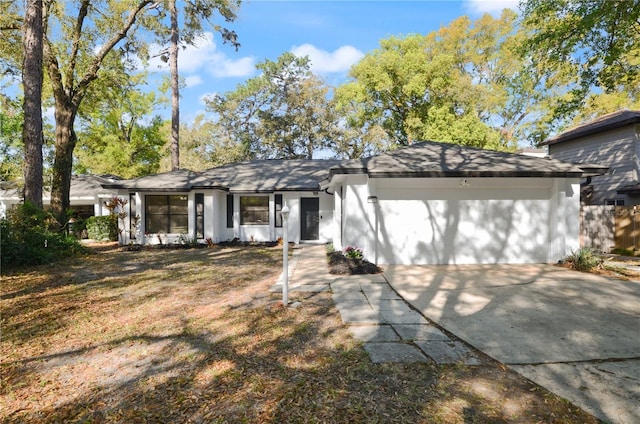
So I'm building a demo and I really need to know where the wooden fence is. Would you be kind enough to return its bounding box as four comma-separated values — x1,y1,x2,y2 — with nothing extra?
581,205,640,253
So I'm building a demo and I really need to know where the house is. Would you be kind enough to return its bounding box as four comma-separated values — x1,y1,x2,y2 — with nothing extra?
0,174,121,219
102,160,343,245
542,110,640,206
103,141,583,265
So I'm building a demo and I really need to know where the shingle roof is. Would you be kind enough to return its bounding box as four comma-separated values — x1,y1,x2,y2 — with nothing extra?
326,141,584,180
0,174,121,200
197,160,343,192
103,142,585,193
102,169,204,192
103,160,343,192
541,110,640,146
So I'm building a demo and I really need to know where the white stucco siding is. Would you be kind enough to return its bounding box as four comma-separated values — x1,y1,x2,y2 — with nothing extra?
318,192,334,242
341,177,580,265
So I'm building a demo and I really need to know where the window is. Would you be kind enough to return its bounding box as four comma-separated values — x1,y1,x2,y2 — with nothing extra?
240,196,269,225
605,199,625,206
274,194,283,227
145,195,188,233
195,193,204,239
226,194,234,228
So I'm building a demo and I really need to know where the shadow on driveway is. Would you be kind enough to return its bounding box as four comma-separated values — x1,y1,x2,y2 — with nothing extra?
385,264,640,424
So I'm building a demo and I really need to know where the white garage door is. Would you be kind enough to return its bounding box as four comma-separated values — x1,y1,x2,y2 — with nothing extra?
374,179,554,265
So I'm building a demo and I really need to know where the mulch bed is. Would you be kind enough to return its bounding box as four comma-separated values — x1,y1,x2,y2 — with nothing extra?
327,251,382,275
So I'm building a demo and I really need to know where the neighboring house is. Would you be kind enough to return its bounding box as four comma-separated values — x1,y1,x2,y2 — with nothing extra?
105,141,582,265
542,110,640,206
0,174,121,219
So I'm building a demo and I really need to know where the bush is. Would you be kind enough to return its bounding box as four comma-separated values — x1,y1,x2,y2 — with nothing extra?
1,202,84,268
85,215,118,241
564,247,603,272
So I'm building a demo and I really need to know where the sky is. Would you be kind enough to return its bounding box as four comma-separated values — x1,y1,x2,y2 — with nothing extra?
146,0,521,123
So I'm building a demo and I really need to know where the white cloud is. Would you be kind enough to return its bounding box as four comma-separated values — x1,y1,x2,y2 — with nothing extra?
290,44,364,75
463,0,522,15
185,75,203,88
198,91,218,106
146,32,255,78
211,57,256,78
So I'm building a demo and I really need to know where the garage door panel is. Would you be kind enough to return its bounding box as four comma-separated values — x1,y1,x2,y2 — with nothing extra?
377,197,550,265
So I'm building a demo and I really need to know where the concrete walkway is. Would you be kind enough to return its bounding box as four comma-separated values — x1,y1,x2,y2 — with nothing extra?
270,245,481,365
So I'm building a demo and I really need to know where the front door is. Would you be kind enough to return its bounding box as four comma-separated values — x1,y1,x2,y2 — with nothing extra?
300,197,320,240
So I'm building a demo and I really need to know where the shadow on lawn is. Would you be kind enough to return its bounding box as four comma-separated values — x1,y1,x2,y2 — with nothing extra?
2,246,600,423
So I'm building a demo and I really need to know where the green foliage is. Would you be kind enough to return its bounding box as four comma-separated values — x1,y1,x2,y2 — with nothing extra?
343,246,363,260
206,52,341,160
610,248,636,257
0,203,84,268
522,0,640,121
76,73,166,178
85,216,118,241
336,11,540,149
564,248,603,272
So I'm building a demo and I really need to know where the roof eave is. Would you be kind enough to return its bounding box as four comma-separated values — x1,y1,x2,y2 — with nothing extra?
367,171,584,178
542,116,640,146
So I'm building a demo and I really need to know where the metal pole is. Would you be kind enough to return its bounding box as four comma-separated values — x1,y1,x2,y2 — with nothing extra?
281,203,290,306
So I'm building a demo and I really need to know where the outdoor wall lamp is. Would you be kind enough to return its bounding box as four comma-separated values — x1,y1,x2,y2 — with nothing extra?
367,196,378,203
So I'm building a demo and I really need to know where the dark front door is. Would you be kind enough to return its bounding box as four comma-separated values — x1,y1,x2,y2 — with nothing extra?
300,197,320,240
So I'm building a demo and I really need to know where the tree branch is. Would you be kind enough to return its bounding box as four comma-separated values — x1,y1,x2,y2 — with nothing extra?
75,0,154,104
65,0,91,91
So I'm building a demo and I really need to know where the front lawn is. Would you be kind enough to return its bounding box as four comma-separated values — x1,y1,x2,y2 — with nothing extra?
1,244,598,423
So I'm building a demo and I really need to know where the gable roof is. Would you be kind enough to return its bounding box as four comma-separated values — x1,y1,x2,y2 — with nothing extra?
103,160,343,193
542,110,640,146
326,140,584,181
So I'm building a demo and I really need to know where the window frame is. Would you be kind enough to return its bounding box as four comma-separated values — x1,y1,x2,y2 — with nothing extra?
195,193,204,239
226,194,234,228
144,194,189,234
240,195,269,225
274,194,283,228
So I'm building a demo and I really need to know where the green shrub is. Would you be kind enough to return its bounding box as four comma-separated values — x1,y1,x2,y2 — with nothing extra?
1,202,84,268
610,247,635,257
564,247,603,272
85,215,118,241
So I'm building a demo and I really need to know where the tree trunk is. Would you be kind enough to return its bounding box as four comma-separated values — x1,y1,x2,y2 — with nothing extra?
169,0,180,171
22,0,44,208
50,103,77,225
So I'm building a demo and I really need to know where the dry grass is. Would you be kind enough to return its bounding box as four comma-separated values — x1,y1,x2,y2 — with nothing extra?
1,244,599,423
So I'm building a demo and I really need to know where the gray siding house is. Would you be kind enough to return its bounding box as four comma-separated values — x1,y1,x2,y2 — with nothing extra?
543,110,640,205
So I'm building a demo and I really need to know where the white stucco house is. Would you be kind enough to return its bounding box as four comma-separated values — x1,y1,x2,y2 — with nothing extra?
99,141,584,265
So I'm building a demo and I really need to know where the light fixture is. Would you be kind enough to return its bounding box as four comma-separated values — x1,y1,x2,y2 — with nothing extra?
367,196,378,203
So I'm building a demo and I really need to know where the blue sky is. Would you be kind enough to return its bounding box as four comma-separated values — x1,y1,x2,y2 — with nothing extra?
147,0,521,122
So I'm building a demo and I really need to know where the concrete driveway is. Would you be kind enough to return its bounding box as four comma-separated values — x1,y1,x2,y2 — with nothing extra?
384,264,640,424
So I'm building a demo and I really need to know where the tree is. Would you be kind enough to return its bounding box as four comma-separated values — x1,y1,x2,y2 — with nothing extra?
157,114,247,171
153,0,240,171
207,53,339,159
75,76,166,179
0,96,24,182
522,0,640,119
21,0,44,208
39,0,161,224
336,11,554,150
